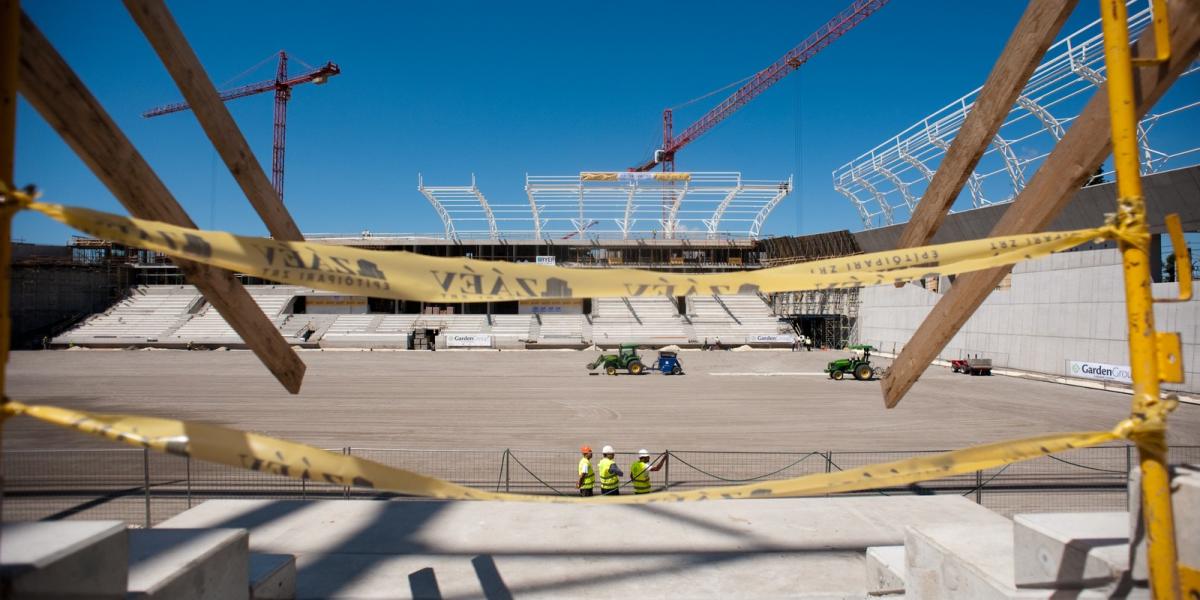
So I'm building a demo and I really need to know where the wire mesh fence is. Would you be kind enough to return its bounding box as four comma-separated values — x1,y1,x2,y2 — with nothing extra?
3,444,1197,526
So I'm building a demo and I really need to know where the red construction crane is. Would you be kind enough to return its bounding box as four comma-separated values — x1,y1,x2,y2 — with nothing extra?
631,0,889,172
144,51,340,202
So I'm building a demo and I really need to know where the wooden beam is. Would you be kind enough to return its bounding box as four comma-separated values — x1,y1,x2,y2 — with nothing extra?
895,0,1077,254
881,0,1200,408
17,12,306,394
123,0,303,242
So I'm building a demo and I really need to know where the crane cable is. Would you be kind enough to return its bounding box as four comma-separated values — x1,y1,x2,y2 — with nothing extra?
216,51,280,89
669,72,757,112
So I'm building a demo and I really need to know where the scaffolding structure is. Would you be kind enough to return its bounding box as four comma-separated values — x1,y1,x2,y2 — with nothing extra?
759,230,864,348
832,0,1200,229
418,172,791,241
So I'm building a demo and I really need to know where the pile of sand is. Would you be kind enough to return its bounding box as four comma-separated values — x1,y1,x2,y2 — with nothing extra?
731,345,755,352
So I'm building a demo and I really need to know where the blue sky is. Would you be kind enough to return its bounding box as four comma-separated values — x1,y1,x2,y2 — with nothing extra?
12,1,1196,244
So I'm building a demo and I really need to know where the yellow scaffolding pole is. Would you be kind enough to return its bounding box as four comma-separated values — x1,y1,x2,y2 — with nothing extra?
1098,0,1180,596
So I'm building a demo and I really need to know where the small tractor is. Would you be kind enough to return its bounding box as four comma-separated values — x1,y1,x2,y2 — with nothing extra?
650,350,684,375
587,343,646,375
825,344,883,381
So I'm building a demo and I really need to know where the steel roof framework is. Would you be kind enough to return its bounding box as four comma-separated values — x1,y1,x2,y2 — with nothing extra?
832,0,1200,229
417,172,791,241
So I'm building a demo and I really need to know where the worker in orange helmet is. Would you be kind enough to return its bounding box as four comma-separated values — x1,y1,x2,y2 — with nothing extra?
577,445,596,497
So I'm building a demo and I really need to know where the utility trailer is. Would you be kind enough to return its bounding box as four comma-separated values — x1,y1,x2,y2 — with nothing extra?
950,357,992,376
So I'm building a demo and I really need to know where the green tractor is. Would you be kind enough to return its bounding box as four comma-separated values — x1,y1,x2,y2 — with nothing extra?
825,344,882,381
586,343,646,375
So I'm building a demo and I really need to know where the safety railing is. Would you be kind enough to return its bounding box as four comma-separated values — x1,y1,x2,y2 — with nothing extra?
4,445,1196,528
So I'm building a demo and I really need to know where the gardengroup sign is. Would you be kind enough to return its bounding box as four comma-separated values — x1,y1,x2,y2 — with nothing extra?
1068,361,1132,384
749,334,796,344
446,334,493,348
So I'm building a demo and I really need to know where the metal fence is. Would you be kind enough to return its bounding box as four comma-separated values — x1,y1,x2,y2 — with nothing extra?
4,445,1198,527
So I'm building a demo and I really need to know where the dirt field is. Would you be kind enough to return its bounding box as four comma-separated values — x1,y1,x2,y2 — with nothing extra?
6,348,1199,453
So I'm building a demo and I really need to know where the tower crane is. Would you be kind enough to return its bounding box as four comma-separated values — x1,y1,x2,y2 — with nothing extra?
144,51,340,202
631,0,889,172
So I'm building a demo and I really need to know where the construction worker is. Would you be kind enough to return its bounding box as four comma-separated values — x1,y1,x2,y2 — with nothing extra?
597,445,624,495
577,445,595,497
629,449,667,494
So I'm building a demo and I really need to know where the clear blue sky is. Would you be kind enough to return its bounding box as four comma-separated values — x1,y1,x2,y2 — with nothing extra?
12,0,1188,244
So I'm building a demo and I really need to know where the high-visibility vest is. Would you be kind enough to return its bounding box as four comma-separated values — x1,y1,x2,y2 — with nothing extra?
578,457,595,488
630,460,652,494
598,457,619,490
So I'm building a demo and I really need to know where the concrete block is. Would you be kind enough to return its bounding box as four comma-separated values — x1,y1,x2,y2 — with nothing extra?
249,554,295,600
1012,512,1131,590
865,545,904,596
128,528,249,600
0,521,128,598
1174,466,1200,570
905,518,1112,600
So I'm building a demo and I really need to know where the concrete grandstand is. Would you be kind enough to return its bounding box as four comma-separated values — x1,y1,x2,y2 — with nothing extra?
53,286,789,349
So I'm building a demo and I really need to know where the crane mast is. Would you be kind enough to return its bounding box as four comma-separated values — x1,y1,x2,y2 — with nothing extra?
632,0,889,172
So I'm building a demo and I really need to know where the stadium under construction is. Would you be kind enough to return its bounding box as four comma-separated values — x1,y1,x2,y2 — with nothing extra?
4,0,1200,598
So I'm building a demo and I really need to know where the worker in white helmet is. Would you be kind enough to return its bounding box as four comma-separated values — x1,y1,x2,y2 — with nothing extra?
629,449,668,494
597,445,624,495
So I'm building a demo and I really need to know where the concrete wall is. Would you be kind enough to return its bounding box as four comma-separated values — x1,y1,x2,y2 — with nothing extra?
11,264,130,349
853,165,1200,253
857,248,1200,393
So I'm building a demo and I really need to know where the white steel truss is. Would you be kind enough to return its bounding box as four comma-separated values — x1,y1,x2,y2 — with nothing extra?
418,174,517,241
417,172,789,241
832,0,1200,229
521,172,792,241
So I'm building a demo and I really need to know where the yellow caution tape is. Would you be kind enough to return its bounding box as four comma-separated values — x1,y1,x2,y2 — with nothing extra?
26,201,1109,303
2,399,1123,504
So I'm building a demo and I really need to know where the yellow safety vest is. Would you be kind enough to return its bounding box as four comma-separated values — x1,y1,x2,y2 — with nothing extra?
630,460,652,494
598,457,619,490
578,457,595,489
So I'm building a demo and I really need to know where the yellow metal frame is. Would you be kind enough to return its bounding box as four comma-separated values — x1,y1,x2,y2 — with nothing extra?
1099,0,1181,597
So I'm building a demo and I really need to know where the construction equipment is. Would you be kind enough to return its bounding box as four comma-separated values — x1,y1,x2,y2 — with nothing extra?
825,344,882,381
630,0,889,172
144,51,340,203
586,343,646,375
950,356,993,376
651,350,685,375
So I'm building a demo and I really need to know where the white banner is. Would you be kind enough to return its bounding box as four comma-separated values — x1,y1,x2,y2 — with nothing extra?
749,334,796,344
1068,361,1132,384
535,256,556,266
446,334,493,348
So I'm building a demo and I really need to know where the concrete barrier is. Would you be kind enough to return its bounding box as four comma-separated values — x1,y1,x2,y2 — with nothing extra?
0,521,128,598
128,529,249,600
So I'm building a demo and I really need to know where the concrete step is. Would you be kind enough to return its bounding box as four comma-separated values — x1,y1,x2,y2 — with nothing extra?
250,553,296,599
1013,512,1133,591
159,496,1002,599
905,513,1121,599
865,545,904,596
0,521,128,598
128,528,249,600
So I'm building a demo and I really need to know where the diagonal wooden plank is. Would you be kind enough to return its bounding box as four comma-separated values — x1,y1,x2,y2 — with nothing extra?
894,0,1078,255
123,0,303,242
881,0,1200,408
17,12,306,394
